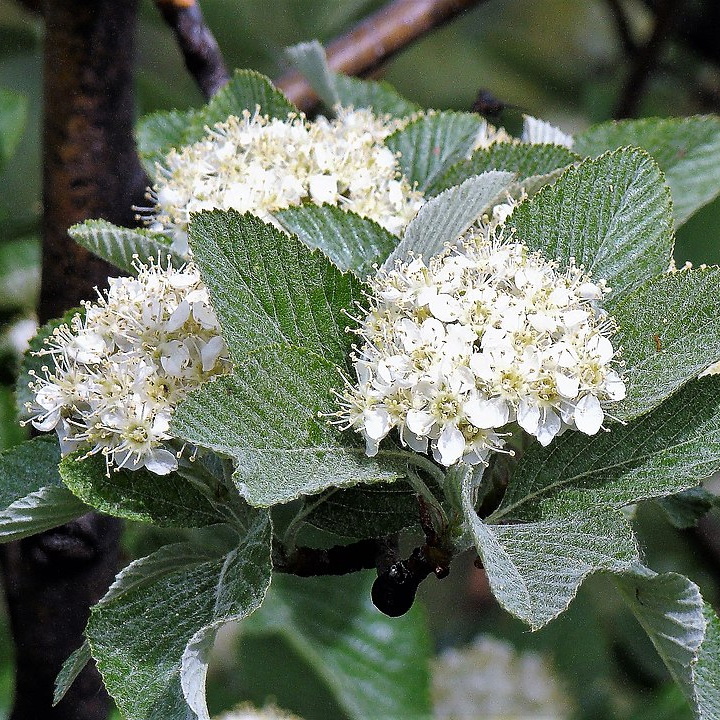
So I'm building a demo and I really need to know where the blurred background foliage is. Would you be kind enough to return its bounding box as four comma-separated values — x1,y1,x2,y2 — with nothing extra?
1,1,720,718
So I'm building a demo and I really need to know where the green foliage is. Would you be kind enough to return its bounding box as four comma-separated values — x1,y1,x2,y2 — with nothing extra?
657,487,719,529
434,141,579,193
188,210,364,368
137,70,297,174
575,116,720,227
53,641,91,706
0,436,88,541
612,269,720,419
695,606,720,719
68,220,180,274
385,111,484,193
87,518,272,720
274,205,397,277
172,346,407,507
241,572,432,720
59,453,232,528
0,87,26,172
382,171,514,268
509,148,674,300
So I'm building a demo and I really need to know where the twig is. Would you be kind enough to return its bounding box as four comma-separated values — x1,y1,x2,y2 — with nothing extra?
276,0,488,111
613,0,680,118
154,0,230,100
273,537,387,577
604,0,638,57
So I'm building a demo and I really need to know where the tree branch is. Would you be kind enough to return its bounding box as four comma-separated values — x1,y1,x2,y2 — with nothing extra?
604,0,638,57
154,0,230,100
276,0,488,111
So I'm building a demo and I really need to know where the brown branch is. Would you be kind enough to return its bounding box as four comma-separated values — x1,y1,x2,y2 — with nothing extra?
613,0,681,118
276,0,488,111
154,0,230,100
1,1,149,718
273,538,389,577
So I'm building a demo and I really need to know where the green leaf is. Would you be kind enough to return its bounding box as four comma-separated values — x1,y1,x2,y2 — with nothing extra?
657,487,718,529
137,70,296,175
241,572,432,720
0,436,89,541
53,641,91,706
274,204,397,277
385,111,484,193
616,569,706,709
382,171,514,268
285,40,340,108
172,345,407,507
492,377,720,523
189,210,365,368
304,482,420,537
333,74,420,118
59,453,230,528
88,517,272,720
284,40,419,118
434,141,579,193
509,148,674,300
0,87,26,172
575,116,720,227
612,268,720,420
68,220,180,274
461,474,637,629
695,605,720,719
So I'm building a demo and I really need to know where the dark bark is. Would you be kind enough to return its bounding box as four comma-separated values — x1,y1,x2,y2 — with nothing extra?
154,0,230,100
2,1,147,718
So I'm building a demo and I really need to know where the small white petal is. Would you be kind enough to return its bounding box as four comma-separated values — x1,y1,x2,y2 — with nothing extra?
603,371,627,401
436,424,465,466
536,408,562,446
555,372,580,399
144,448,178,475
465,397,509,429
166,301,191,332
406,409,435,436
574,394,604,435
363,408,391,441
517,399,540,434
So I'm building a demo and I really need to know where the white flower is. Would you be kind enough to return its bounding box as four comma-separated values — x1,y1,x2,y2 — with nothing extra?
215,704,303,720
26,259,231,475
331,224,625,467
143,107,424,255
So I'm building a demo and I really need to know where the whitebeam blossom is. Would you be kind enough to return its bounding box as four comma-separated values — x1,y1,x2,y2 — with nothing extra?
333,227,626,467
26,260,231,475
144,107,424,255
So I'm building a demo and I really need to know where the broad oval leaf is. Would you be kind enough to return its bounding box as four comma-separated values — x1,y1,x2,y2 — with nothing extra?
462,475,638,629
385,111,484,193
87,517,271,720
508,148,674,300
59,453,230,528
189,210,365,369
240,572,432,720
274,204,398,277
0,436,89,542
612,267,720,420
382,171,515,269
172,345,408,507
575,116,720,227
493,376,720,523
434,142,578,193
68,220,180,274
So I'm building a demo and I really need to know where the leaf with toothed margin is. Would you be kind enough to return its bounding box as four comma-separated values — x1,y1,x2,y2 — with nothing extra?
575,115,720,227
460,472,638,629
432,142,579,194
274,204,398,277
695,604,720,719
385,111,484,193
68,220,181,275
87,516,271,720
137,70,297,175
0,436,89,542
381,171,515,269
171,344,408,508
188,209,365,369
508,148,674,301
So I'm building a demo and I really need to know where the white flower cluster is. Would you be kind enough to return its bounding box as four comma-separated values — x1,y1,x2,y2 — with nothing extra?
146,107,424,255
334,228,626,467
215,704,302,720
27,260,231,475
433,635,572,720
